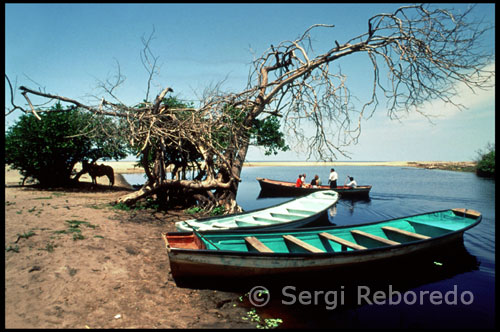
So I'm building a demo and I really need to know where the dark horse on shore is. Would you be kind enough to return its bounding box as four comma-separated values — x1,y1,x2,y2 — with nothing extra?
81,161,115,187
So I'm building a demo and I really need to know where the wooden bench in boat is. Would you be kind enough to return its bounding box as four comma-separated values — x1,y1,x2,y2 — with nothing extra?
351,230,400,246
381,226,430,240
452,208,481,219
318,232,367,251
244,236,274,253
283,235,324,253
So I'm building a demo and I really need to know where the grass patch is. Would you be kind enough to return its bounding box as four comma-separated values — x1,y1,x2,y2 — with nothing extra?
65,219,98,229
111,198,160,211
6,245,20,253
39,242,56,252
52,220,97,240
17,230,36,240
185,206,204,215
73,233,85,241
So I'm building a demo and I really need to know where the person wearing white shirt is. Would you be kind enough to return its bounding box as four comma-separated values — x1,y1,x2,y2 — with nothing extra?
346,176,357,188
328,168,338,189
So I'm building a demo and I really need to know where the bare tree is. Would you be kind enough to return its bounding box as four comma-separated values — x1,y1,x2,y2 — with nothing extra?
6,4,494,213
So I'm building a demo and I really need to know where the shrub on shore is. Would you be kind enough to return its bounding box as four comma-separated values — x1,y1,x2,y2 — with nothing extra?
476,143,495,178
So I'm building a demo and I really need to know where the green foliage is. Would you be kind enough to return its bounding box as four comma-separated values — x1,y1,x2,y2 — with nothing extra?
251,116,290,156
5,102,128,187
5,245,20,253
476,143,495,178
185,206,204,215
210,205,226,216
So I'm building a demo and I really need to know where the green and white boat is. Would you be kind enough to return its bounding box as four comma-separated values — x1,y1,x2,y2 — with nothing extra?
175,190,339,232
164,208,481,280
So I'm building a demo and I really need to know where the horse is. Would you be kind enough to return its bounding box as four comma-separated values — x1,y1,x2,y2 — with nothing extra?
81,161,115,187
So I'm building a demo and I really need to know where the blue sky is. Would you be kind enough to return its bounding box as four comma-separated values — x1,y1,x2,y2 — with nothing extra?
5,3,495,162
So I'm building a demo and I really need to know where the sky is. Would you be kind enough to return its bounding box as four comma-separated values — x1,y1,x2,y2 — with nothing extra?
5,3,495,162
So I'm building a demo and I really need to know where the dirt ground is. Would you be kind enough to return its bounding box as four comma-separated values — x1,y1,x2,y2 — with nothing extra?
4,167,257,329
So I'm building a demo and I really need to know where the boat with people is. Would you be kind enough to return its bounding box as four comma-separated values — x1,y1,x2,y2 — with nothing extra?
257,177,372,198
163,208,481,280
175,190,339,232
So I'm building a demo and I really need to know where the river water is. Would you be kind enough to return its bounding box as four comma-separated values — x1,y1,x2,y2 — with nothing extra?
122,165,495,328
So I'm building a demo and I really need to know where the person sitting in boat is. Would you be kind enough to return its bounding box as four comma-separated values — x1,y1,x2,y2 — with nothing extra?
345,176,357,189
311,175,321,188
295,174,303,187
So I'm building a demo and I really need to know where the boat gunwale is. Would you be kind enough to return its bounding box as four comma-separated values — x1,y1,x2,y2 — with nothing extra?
165,209,482,258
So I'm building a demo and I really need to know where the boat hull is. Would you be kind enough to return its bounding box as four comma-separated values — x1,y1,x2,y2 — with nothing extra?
166,231,464,279
257,177,371,198
164,208,481,281
175,190,339,232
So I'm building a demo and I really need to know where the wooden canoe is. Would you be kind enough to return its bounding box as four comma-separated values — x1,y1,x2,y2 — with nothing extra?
163,208,481,280
256,177,372,198
175,190,339,232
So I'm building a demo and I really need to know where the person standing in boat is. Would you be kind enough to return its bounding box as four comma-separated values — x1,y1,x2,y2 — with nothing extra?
345,176,357,188
328,168,338,189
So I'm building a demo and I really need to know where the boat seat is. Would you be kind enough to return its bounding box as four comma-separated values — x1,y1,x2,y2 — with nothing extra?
253,216,287,223
318,232,367,251
244,237,274,253
283,235,324,253
235,219,273,227
351,230,400,246
381,226,430,240
452,208,481,219
286,208,315,216
270,212,306,220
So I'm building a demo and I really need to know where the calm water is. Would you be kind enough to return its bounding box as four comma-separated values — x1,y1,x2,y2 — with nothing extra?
122,165,495,328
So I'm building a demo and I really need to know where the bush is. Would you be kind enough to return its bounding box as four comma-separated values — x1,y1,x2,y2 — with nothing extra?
5,103,128,187
476,143,495,178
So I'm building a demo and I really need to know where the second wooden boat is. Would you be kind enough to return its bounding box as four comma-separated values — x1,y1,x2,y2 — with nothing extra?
175,190,339,232
257,177,372,198
164,208,481,280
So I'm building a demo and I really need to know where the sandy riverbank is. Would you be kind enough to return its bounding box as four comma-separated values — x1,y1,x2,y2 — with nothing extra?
4,166,256,328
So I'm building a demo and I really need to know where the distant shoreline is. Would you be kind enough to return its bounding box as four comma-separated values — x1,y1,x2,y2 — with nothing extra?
4,160,477,186
96,160,477,174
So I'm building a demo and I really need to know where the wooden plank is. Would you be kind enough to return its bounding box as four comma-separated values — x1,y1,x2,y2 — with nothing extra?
244,236,274,253
283,235,324,253
452,208,481,218
351,230,400,246
319,232,366,251
381,226,430,240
